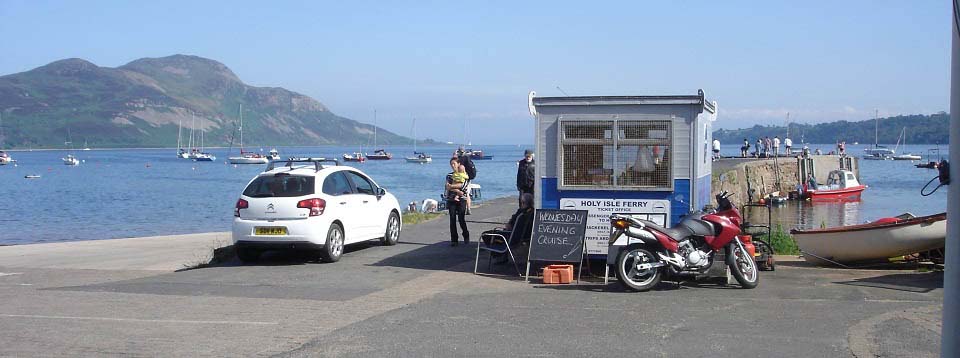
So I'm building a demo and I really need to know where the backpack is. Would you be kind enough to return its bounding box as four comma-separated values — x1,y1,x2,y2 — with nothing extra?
461,156,477,180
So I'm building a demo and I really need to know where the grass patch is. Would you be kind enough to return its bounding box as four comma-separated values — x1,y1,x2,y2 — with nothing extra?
402,212,444,225
766,224,800,255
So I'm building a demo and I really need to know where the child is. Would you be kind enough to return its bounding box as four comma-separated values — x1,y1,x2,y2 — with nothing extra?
449,164,470,201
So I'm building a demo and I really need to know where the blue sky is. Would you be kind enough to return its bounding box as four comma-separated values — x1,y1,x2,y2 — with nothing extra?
0,1,951,144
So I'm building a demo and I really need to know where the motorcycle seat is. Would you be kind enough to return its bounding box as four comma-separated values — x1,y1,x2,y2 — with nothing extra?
678,217,716,237
640,220,693,241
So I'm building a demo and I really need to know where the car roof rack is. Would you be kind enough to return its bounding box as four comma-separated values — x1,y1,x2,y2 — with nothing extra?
265,157,339,172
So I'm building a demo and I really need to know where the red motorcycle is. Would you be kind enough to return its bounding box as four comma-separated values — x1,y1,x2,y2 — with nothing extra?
607,191,759,291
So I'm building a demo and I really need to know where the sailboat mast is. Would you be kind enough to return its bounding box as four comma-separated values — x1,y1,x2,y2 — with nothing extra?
177,118,182,153
373,109,378,148
412,117,416,153
238,104,244,153
874,109,879,148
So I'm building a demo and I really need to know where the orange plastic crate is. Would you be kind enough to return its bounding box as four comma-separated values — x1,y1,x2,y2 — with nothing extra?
542,264,574,284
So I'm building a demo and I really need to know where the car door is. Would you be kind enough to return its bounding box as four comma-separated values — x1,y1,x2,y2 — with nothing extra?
343,170,381,240
321,171,360,241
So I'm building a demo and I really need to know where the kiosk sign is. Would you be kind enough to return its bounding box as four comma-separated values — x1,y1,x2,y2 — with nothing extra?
560,198,671,255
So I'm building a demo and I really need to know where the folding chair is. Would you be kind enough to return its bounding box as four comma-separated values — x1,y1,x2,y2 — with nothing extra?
474,210,532,277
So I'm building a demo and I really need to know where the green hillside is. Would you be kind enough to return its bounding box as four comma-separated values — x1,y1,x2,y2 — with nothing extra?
713,112,949,145
0,55,408,149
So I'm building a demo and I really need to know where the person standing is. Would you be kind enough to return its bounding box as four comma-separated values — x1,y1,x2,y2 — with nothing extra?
516,149,535,207
763,137,772,158
838,141,846,156
455,148,476,215
773,136,781,157
445,157,470,246
755,138,762,158
784,136,793,155
741,138,749,157
712,139,721,160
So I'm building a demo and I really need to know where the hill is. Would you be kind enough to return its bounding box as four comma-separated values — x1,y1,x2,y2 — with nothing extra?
0,55,407,148
713,112,950,145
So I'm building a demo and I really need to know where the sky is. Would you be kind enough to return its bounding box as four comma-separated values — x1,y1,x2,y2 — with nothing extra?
0,1,952,144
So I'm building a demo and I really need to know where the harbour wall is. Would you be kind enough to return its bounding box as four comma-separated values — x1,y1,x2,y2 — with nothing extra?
711,155,860,204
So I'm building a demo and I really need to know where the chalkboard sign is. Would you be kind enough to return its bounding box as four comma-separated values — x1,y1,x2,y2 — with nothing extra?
526,209,588,263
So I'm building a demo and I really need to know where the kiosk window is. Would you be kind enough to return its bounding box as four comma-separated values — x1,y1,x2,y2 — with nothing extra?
560,119,672,190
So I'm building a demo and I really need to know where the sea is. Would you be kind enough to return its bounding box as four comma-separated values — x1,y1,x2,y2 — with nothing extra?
0,143,949,245
0,145,529,245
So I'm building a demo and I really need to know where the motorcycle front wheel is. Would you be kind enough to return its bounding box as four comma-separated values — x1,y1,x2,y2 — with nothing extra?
615,246,662,292
726,240,759,289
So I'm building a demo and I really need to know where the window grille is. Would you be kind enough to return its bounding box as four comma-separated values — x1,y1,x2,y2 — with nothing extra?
560,119,672,190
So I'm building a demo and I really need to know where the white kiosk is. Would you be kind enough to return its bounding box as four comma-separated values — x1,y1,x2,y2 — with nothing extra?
528,90,718,257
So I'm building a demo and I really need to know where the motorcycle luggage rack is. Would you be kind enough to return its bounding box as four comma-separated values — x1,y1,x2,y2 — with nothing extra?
265,158,339,172
740,200,776,271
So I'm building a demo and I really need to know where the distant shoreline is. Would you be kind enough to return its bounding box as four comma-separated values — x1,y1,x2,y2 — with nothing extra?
0,143,507,153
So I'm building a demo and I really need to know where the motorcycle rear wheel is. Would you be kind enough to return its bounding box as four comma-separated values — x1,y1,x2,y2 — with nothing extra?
727,240,759,289
616,246,662,292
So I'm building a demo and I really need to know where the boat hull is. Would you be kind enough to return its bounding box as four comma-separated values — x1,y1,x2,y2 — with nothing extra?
791,213,946,265
405,157,432,163
367,155,392,160
892,155,921,161
228,157,269,164
804,185,866,201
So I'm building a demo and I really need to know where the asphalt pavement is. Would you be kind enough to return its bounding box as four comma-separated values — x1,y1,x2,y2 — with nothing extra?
0,196,943,357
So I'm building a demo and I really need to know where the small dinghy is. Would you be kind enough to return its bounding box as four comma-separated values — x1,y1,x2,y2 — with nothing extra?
24,174,41,179
791,212,946,265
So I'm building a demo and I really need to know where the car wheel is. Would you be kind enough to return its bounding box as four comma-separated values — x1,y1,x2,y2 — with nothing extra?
236,247,260,263
381,212,400,246
319,223,344,263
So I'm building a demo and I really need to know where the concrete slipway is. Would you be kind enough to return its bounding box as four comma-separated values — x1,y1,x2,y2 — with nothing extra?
0,197,942,357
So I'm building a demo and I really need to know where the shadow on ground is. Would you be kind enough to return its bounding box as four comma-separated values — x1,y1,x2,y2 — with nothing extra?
834,271,943,293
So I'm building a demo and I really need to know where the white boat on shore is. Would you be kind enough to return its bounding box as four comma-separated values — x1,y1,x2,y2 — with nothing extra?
791,212,946,265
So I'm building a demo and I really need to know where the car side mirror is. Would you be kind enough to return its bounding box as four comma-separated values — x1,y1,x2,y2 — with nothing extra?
377,187,386,199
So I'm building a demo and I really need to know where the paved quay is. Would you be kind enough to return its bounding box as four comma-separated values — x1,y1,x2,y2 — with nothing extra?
0,196,943,357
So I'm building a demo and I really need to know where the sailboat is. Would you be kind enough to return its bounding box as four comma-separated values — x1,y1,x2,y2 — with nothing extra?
177,117,189,158
366,110,392,160
193,129,216,161
405,118,431,164
62,128,80,166
863,109,894,159
892,127,921,160
0,112,13,165
228,104,269,164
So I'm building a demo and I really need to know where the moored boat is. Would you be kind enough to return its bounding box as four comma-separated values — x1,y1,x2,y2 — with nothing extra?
343,152,366,163
367,148,392,160
62,154,80,166
791,212,946,265
0,151,12,165
465,149,493,160
404,151,432,163
802,169,866,200
268,148,280,161
227,104,269,165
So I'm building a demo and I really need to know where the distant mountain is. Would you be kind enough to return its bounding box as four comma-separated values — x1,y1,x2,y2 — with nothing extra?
0,54,407,148
713,112,950,145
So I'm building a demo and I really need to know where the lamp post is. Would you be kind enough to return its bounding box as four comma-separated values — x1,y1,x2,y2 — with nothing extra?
943,1,960,356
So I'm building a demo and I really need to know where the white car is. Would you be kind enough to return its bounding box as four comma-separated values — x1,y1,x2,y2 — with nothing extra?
232,159,402,263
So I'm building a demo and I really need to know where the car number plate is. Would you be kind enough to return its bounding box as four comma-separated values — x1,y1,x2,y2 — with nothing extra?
255,227,287,235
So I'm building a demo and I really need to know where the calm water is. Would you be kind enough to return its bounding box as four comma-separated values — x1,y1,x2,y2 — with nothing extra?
0,143,949,244
0,145,531,244
719,143,949,231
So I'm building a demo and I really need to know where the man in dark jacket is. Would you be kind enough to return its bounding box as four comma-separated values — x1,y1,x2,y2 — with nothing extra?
516,149,535,207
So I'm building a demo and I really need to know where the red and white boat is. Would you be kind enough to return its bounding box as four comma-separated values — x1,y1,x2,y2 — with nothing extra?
802,170,867,201
791,212,946,265
342,152,366,163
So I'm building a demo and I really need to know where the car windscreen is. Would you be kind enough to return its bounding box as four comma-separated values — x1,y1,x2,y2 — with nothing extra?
243,174,315,198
